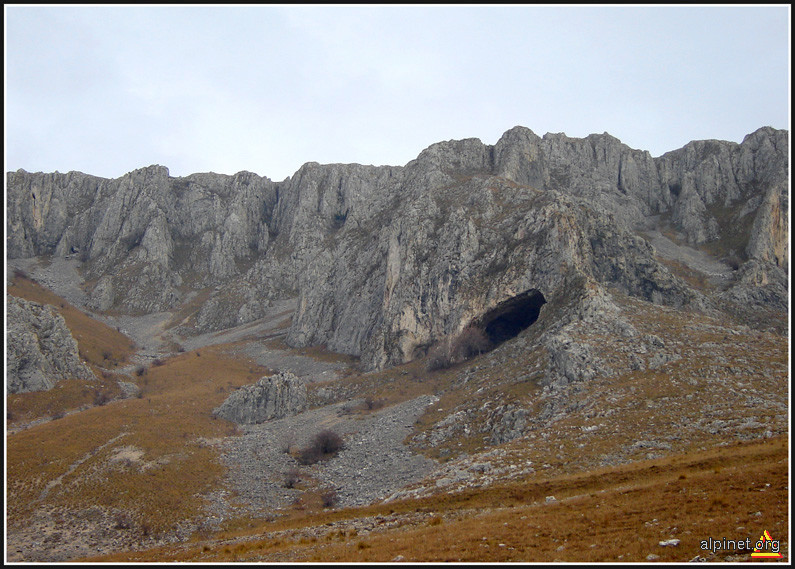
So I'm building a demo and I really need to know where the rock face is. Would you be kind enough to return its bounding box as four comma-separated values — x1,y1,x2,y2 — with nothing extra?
6,166,278,315
6,296,96,393
213,372,307,424
5,126,788,370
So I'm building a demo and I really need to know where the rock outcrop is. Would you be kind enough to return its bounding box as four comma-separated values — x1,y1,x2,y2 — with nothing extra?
6,296,97,393
213,372,307,424
5,126,788,370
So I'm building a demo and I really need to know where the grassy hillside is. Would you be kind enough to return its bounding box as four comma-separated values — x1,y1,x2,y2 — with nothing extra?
7,343,270,541
7,270,137,370
7,271,139,424
86,435,789,563
6,271,789,563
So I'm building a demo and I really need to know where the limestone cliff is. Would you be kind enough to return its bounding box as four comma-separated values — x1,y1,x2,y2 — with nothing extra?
6,126,788,371
6,166,278,314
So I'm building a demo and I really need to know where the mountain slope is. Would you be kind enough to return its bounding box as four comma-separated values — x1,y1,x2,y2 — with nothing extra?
5,125,789,562
6,126,788,369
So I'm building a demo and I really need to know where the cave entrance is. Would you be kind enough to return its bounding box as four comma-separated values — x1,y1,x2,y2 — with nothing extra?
477,289,546,345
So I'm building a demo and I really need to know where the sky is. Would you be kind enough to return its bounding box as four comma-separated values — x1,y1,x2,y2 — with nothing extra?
4,4,790,182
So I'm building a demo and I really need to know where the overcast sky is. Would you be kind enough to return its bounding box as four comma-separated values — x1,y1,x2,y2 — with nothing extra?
4,4,790,182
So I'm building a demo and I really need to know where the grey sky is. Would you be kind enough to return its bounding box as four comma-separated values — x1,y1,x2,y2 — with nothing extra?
4,4,790,182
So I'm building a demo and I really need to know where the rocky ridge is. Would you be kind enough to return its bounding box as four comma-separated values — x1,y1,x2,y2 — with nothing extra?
6,126,787,373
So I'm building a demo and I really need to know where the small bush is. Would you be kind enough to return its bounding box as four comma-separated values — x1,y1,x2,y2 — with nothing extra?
452,326,492,360
151,358,165,367
426,326,492,371
314,430,344,455
364,397,385,411
135,366,146,377
321,490,338,509
296,430,344,465
94,390,111,406
284,468,300,489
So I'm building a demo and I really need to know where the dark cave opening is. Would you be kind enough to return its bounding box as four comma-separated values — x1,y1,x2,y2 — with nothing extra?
478,289,547,345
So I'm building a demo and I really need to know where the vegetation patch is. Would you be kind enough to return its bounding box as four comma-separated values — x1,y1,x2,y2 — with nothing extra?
426,326,493,371
88,436,788,563
6,344,270,538
295,430,345,465
7,273,137,370
7,379,122,426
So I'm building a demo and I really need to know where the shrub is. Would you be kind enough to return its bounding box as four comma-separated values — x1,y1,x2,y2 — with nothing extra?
426,326,492,371
364,397,385,411
151,358,165,367
314,430,344,455
135,366,146,377
451,326,492,360
94,390,111,406
284,468,300,489
321,490,338,509
296,430,344,465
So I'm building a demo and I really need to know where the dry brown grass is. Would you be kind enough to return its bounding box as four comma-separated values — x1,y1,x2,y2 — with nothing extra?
7,273,137,369
87,435,788,563
163,287,214,330
656,256,714,291
8,271,788,563
6,344,270,538
7,378,123,425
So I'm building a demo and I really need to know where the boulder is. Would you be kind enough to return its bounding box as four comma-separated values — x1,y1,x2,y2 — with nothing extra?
213,371,307,424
